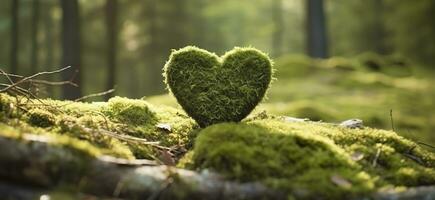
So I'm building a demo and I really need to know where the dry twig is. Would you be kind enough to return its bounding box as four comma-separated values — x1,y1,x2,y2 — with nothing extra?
74,89,115,102
372,148,381,167
0,66,73,93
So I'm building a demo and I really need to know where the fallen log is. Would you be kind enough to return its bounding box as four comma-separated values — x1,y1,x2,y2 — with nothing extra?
0,136,284,200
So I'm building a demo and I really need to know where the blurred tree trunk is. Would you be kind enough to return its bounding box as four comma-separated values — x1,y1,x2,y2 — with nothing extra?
372,0,387,54
30,0,40,75
192,0,207,48
145,0,160,95
272,0,284,57
306,0,328,58
10,0,19,76
105,0,118,100
44,1,55,97
60,0,82,100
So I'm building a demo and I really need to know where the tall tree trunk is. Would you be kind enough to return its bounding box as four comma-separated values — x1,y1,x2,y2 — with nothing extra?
272,0,284,57
306,0,328,58
145,0,160,95
192,0,206,48
372,0,387,54
30,0,40,75
10,0,19,76
105,0,118,100
60,0,82,100
44,1,55,97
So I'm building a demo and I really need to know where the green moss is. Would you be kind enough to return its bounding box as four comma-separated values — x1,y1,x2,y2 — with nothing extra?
104,96,156,125
0,93,196,160
187,119,435,199
27,108,56,127
1,89,434,198
164,46,273,127
0,123,102,157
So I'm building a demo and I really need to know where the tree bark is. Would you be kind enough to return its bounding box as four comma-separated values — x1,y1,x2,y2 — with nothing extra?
306,0,328,58
30,0,40,75
10,0,19,76
60,0,82,100
272,0,284,57
105,0,118,100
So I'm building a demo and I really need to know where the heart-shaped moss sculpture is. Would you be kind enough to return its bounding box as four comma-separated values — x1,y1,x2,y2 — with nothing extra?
164,46,273,127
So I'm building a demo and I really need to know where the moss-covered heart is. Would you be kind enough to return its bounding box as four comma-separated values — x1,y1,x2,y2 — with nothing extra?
164,46,272,127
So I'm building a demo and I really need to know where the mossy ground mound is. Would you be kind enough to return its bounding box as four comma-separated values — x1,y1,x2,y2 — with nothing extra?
182,118,434,199
0,92,434,199
0,93,196,160
1,54,434,199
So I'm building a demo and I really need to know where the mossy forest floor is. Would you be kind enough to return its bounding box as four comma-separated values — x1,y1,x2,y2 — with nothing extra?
0,54,434,199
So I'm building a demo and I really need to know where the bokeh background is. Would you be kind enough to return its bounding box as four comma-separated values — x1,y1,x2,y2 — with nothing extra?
0,0,434,143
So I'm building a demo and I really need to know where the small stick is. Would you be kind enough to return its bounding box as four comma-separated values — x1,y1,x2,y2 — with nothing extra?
0,66,72,93
0,69,16,85
72,124,167,149
74,89,115,102
402,153,424,165
372,148,381,167
29,79,78,87
417,141,435,149
1,71,77,87
0,83,30,94
390,109,395,131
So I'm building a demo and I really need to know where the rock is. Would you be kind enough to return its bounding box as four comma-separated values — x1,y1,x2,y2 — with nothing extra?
339,119,364,129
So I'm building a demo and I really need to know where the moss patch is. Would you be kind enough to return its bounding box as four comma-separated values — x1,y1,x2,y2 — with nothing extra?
27,108,56,128
188,119,435,199
164,46,273,127
104,96,156,125
0,93,195,160
0,91,434,198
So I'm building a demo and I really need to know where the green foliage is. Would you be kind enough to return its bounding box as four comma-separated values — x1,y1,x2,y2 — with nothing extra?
188,119,435,199
164,46,273,127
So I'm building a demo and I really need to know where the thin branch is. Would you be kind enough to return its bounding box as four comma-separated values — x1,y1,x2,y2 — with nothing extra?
74,89,115,102
372,148,381,167
390,109,395,132
417,141,435,150
0,69,16,85
0,84,30,95
1,71,77,87
0,66,72,93
72,123,165,148
29,79,78,87
402,153,424,165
